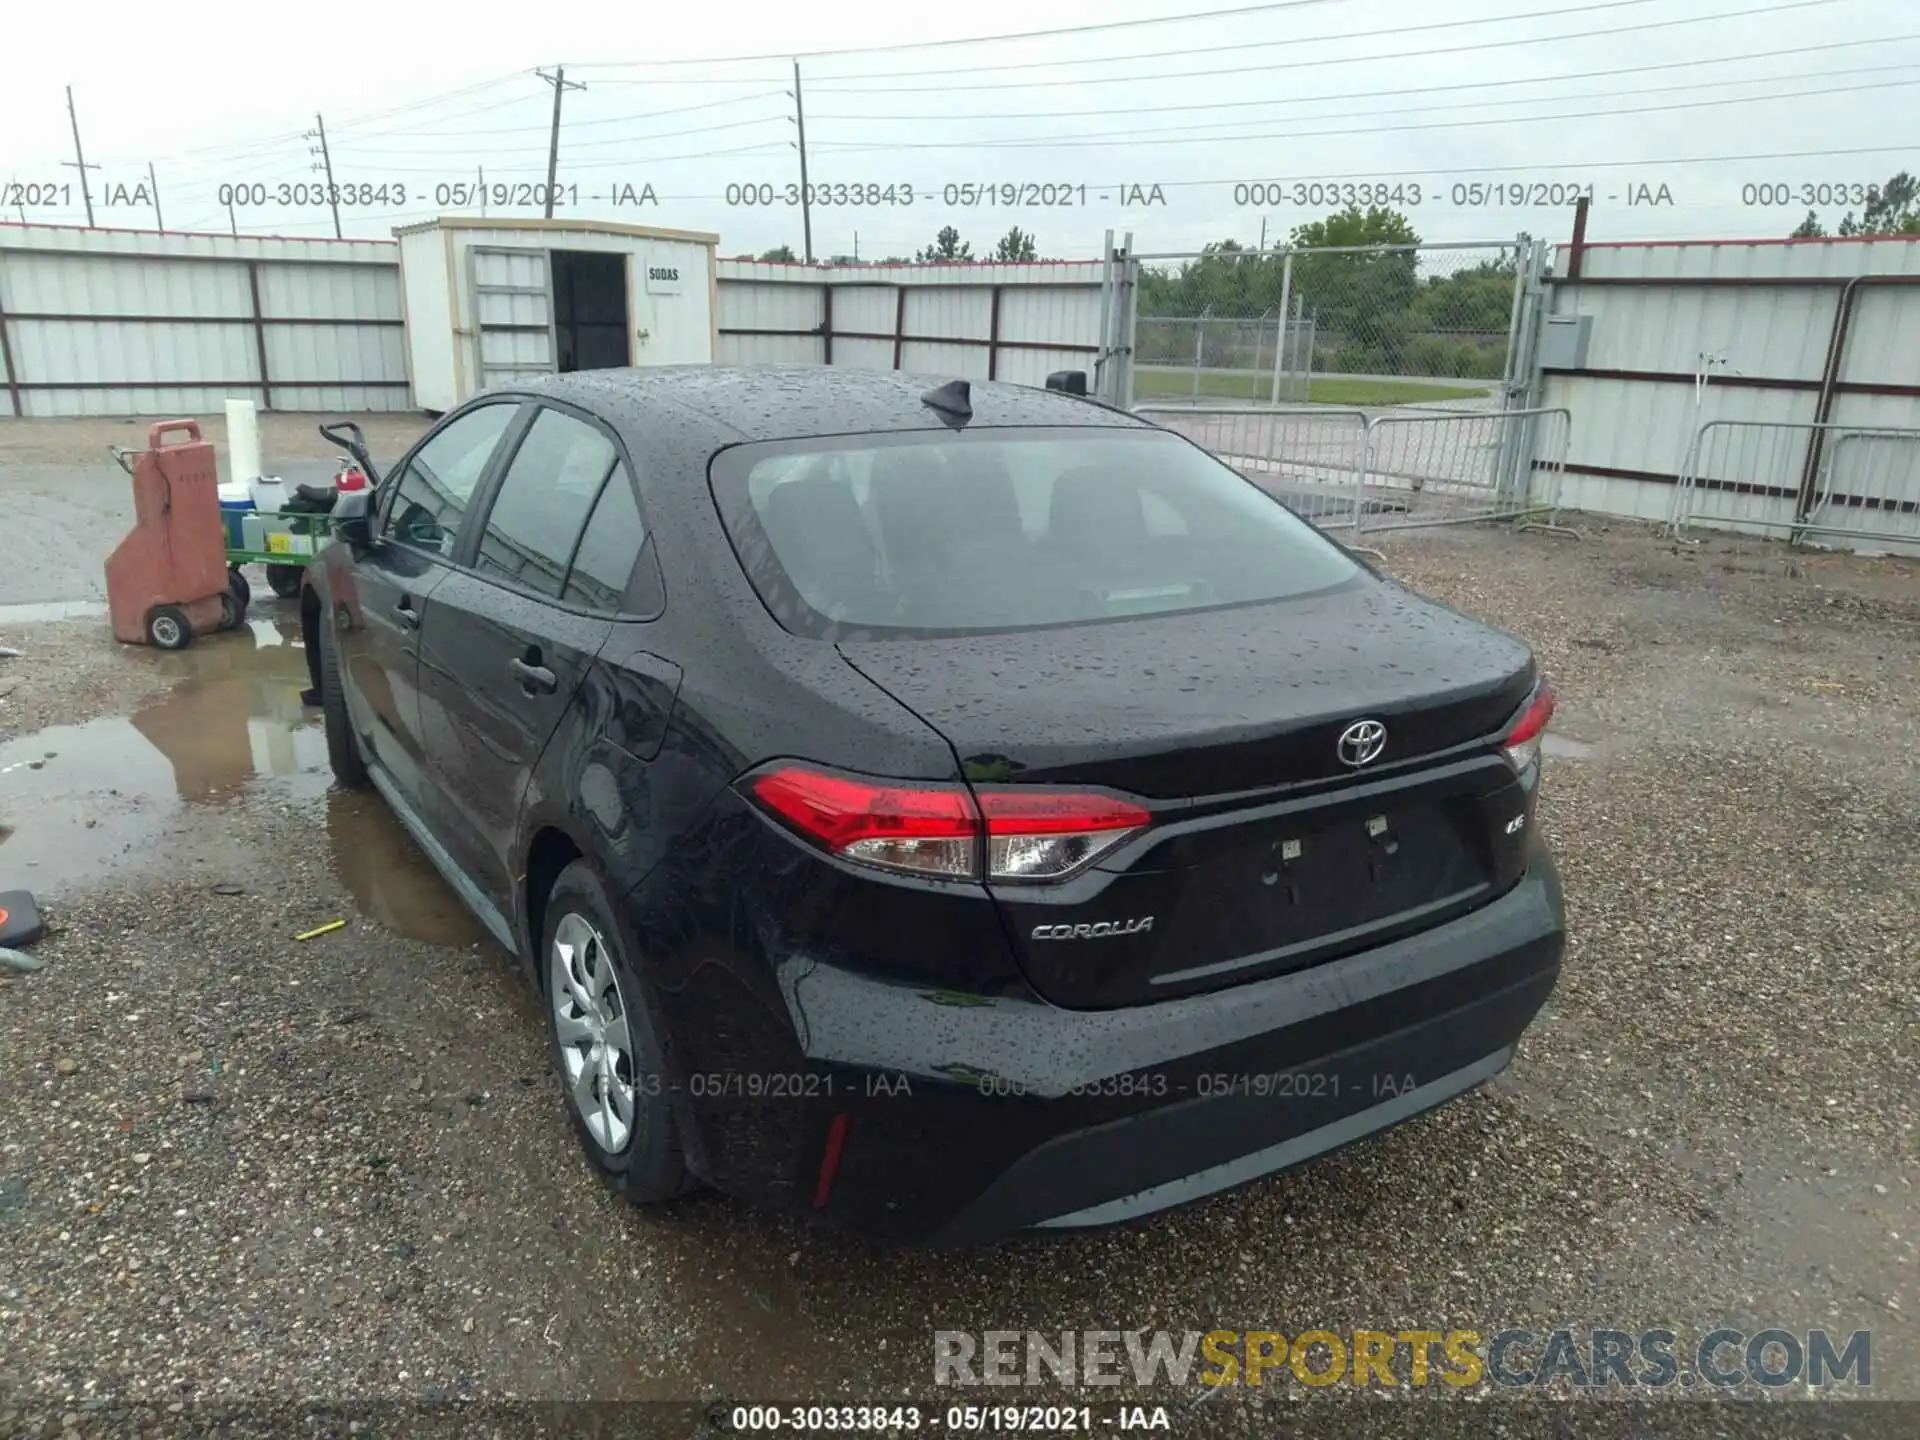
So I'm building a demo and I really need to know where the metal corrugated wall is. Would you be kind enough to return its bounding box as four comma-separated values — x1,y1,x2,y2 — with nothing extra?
0,225,408,417
0,230,1108,416
1541,236,1920,534
713,258,1105,382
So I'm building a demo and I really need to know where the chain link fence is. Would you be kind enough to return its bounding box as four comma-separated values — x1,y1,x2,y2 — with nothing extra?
1671,420,1920,550
1128,241,1528,412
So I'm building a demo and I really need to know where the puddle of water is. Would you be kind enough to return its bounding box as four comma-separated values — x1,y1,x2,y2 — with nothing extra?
0,599,109,624
0,616,483,948
326,788,484,948
0,625,325,885
1542,732,1597,761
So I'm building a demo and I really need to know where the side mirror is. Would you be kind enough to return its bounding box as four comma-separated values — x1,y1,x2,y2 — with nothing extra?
1045,370,1088,396
332,488,375,549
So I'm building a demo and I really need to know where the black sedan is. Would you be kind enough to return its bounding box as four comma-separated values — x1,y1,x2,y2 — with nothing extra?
300,366,1565,1244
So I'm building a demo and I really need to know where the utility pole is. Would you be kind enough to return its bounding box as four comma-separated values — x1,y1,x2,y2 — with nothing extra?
537,67,585,219
1258,216,1267,252
227,200,238,236
148,161,164,234
62,86,99,226
789,60,814,264
307,113,342,238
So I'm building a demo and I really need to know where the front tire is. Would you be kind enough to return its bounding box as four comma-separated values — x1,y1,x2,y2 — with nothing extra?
266,564,304,600
317,605,368,789
543,861,693,1205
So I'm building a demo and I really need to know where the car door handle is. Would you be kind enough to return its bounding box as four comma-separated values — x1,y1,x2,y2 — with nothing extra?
510,657,558,695
391,600,420,631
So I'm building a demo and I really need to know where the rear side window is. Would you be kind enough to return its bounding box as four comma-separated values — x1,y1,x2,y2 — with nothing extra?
474,409,619,599
385,402,519,557
711,427,1361,638
563,464,646,611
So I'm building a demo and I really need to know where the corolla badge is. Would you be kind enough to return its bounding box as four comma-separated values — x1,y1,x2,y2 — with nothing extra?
1031,917,1154,941
1336,719,1388,768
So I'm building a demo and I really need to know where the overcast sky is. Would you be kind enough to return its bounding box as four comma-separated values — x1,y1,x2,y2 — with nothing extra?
3,0,1914,257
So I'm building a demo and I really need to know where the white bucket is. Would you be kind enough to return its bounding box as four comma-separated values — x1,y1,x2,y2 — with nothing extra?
226,398,262,486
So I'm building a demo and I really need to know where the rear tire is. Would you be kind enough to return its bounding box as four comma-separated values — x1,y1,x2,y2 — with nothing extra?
147,605,193,651
266,564,303,600
542,860,694,1205
317,606,368,789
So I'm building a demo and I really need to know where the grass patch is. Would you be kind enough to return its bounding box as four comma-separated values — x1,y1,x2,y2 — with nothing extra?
1133,367,1491,406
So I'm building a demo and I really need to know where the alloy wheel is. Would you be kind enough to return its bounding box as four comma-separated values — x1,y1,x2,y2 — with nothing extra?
549,911,637,1153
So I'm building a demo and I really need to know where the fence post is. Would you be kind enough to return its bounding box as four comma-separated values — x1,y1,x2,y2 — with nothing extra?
1095,227,1115,404
1191,311,1205,399
1272,251,1294,404
1115,239,1137,409
1500,232,1529,409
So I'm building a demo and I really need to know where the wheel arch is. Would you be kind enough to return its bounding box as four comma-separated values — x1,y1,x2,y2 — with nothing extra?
520,821,588,987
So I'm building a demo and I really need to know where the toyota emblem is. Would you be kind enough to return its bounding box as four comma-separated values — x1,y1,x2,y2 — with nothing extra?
1336,719,1388,768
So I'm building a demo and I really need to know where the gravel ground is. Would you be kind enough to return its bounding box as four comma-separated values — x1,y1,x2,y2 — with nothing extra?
0,461,1915,1432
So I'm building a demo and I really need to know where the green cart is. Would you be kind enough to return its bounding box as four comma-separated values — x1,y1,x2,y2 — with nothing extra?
223,509,329,602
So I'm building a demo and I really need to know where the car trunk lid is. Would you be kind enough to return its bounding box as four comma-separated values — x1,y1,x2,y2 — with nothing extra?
839,583,1541,1008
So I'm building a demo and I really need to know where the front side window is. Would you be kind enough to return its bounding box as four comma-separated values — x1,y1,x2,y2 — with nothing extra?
473,409,620,599
385,403,520,558
711,426,1362,638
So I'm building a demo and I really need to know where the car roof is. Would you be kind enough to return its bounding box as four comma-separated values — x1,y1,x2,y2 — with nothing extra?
508,365,1146,447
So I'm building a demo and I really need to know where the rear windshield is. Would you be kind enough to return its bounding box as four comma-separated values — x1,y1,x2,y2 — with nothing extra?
709,425,1361,638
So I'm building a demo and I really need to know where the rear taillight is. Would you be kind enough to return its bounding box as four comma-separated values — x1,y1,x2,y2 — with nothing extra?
1501,678,1557,772
749,768,977,878
747,765,1149,883
976,789,1150,881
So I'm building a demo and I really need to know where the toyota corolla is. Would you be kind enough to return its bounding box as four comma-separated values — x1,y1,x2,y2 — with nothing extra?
301,365,1565,1244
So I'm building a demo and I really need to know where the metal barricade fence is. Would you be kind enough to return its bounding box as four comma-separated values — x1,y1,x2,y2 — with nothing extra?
1672,419,1920,550
1132,405,1369,530
1135,403,1573,537
1355,407,1573,535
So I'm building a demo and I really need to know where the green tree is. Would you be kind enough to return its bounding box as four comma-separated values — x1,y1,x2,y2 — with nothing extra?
1287,207,1423,374
1838,171,1920,235
757,244,797,262
917,225,972,262
994,225,1038,262
1288,206,1421,250
1792,170,1919,237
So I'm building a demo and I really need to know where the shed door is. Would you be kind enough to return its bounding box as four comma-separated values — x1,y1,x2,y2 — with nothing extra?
469,247,556,389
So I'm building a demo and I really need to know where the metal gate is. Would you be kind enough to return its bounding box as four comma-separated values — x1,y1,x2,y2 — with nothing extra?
1136,403,1574,535
1123,239,1537,413
1671,420,1920,551
468,246,556,390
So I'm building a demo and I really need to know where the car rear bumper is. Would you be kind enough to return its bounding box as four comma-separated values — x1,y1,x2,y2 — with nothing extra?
667,851,1563,1244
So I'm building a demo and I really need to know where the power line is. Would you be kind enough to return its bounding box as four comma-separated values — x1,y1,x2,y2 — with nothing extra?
808,0,1680,85
815,61,1920,152
368,90,788,138
816,74,1920,150
318,140,792,175
336,111,788,158
92,71,534,166
565,0,1366,70
810,34,1911,124
810,0,1849,92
